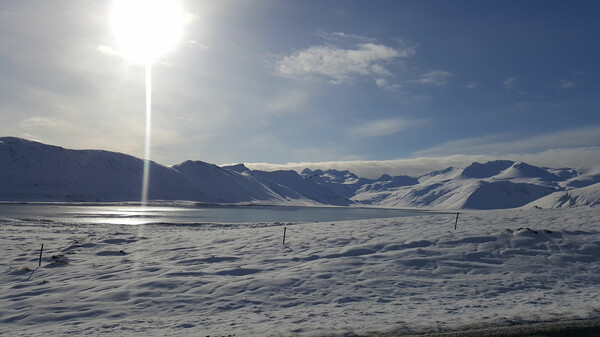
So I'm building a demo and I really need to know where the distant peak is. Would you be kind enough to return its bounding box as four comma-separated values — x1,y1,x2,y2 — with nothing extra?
300,168,313,175
1,136,40,145
424,166,455,177
324,169,351,175
223,163,250,173
377,174,392,181
461,160,515,179
175,160,216,168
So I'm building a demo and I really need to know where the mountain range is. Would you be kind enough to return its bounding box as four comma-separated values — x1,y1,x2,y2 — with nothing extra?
1,137,599,209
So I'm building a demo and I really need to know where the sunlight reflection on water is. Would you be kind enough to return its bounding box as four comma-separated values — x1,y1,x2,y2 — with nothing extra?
0,204,433,226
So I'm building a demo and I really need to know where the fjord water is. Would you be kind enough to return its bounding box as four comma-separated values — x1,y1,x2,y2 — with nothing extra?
0,203,429,226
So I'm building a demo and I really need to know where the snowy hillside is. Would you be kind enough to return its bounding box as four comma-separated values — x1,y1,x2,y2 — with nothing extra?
301,168,418,199
351,160,585,210
0,137,197,202
172,161,285,203
525,182,600,208
221,164,351,206
246,170,351,206
0,138,342,205
1,137,598,209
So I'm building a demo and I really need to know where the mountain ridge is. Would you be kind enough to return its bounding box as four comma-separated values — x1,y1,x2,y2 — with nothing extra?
1,137,598,209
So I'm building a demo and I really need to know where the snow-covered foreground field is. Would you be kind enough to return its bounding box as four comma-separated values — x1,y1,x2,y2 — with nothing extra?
1,207,600,336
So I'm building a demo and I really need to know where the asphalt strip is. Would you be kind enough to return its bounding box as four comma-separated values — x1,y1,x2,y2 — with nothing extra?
363,319,600,337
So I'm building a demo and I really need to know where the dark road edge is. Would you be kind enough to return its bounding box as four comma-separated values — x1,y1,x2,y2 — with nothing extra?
361,318,600,337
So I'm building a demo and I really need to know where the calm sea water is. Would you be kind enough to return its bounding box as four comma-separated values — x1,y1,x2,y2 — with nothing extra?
0,203,433,226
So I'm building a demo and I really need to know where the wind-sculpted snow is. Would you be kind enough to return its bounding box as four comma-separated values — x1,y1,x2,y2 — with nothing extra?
1,208,599,336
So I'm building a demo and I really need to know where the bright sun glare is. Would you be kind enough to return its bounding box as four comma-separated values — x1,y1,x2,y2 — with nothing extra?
110,0,183,64
110,0,184,206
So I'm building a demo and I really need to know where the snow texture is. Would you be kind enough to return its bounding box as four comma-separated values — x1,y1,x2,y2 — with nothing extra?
1,207,599,336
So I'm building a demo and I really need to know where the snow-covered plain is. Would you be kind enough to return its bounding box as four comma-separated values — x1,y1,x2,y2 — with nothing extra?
2,207,600,336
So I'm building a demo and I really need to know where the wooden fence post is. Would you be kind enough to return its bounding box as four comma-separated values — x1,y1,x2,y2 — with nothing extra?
454,213,459,230
38,244,44,267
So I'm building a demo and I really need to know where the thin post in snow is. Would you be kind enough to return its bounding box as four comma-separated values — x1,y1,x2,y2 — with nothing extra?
38,244,44,267
283,226,287,245
454,213,460,230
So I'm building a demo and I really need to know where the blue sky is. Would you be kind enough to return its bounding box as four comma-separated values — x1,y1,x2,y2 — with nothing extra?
0,1,599,177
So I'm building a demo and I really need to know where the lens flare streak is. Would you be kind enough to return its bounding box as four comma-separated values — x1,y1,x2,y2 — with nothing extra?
141,64,152,206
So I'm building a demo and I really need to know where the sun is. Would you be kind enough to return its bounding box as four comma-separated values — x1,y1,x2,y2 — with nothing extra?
110,0,183,64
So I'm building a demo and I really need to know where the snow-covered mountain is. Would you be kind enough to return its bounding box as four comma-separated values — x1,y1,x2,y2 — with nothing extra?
172,161,285,203
0,137,346,205
524,182,600,208
301,168,418,198
222,165,351,206
0,137,197,201
351,160,589,210
1,137,598,209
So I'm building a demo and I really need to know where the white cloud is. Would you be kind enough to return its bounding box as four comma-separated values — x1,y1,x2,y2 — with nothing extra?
375,78,402,92
349,117,427,138
245,158,458,178
244,147,600,179
370,63,394,77
417,70,453,86
245,126,600,178
277,43,413,84
503,77,516,88
375,78,389,88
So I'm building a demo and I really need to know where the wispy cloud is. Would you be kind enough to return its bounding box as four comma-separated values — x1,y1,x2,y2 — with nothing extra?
375,78,402,92
417,70,453,86
559,80,576,90
266,90,308,114
349,117,427,138
316,31,376,43
20,116,76,132
246,158,470,178
276,42,414,84
95,45,122,58
466,81,479,89
246,147,600,179
329,8,345,17
414,126,600,157
503,77,516,88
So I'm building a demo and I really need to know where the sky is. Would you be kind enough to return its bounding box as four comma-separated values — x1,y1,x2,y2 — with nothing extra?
0,0,599,177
